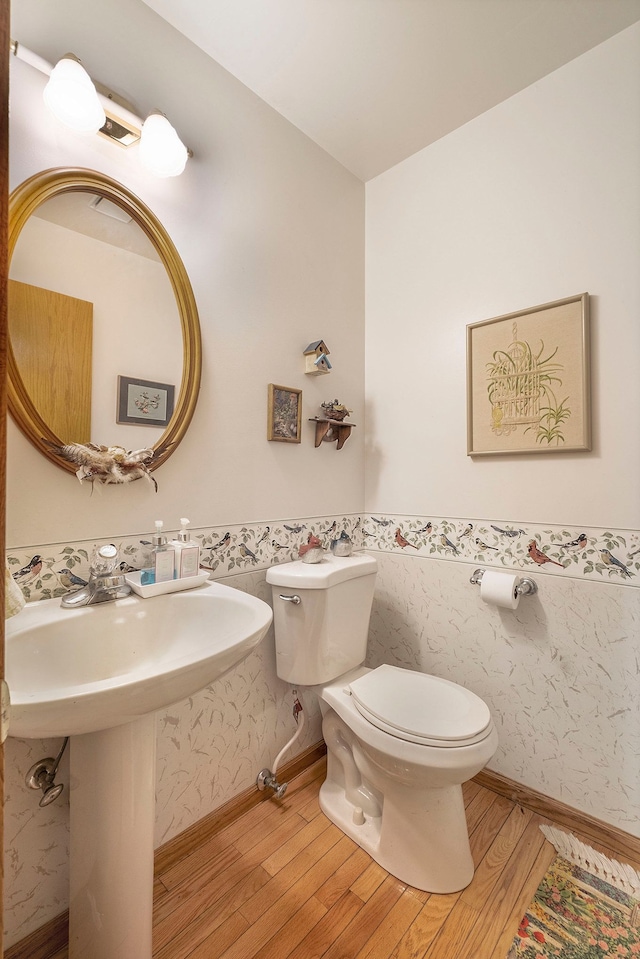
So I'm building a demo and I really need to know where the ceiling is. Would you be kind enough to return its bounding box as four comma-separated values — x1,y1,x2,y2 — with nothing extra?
141,0,640,181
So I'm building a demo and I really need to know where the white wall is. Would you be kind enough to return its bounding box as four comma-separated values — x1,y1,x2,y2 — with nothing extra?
365,23,640,529
364,25,640,836
9,0,365,547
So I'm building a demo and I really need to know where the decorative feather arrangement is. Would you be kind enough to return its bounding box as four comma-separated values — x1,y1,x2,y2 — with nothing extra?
45,442,158,491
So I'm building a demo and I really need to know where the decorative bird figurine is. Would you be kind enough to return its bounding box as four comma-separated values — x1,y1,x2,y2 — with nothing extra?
284,524,305,534
211,532,231,551
416,522,433,534
299,534,323,557
395,529,418,549
13,554,43,583
330,531,353,556
45,442,158,491
440,534,459,555
57,568,89,590
491,525,526,538
560,533,588,551
475,538,498,552
528,540,564,568
238,543,257,562
600,549,632,578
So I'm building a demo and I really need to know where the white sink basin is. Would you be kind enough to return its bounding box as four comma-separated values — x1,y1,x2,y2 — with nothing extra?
5,581,273,738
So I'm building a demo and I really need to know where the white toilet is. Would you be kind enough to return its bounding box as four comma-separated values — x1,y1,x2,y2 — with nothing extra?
266,551,498,893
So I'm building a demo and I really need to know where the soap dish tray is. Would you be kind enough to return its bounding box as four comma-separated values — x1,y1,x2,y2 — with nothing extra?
125,570,210,598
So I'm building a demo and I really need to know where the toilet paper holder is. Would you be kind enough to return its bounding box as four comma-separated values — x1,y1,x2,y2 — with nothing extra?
470,568,538,596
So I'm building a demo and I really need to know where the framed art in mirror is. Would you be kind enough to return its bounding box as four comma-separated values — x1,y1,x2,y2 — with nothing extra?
117,376,175,428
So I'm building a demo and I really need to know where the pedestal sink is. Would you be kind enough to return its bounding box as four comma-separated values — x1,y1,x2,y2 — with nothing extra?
5,581,273,959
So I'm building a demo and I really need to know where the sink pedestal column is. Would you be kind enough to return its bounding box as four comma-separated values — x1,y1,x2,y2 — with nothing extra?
69,715,156,959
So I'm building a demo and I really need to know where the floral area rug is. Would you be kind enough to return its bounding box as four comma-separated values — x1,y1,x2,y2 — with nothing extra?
508,825,640,958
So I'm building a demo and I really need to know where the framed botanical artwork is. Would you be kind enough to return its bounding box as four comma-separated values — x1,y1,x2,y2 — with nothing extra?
267,384,302,443
116,375,175,428
467,293,591,455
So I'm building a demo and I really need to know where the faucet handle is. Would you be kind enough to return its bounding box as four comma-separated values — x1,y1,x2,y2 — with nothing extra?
91,544,119,576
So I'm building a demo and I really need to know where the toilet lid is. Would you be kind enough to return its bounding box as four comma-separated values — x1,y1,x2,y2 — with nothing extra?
348,665,492,747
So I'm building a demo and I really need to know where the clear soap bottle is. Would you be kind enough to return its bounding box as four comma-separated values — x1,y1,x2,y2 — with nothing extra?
170,518,200,579
150,520,175,584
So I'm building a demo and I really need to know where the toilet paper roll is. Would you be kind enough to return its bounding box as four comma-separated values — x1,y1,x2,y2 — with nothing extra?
479,569,521,610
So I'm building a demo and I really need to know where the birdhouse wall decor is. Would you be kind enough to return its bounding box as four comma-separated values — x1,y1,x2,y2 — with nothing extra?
303,340,332,375
309,399,355,450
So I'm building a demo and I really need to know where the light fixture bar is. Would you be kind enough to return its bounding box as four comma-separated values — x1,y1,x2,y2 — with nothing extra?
11,40,143,147
9,38,195,168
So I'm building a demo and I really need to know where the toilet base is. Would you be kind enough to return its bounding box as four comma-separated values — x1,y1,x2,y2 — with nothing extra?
319,775,475,893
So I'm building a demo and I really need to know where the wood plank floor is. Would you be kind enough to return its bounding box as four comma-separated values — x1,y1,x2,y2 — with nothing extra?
46,758,637,959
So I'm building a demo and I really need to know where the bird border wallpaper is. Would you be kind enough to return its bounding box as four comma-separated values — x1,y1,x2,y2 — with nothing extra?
7,512,638,605
467,293,591,456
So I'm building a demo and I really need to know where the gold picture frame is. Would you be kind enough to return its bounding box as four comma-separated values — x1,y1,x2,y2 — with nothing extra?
267,384,302,443
467,293,591,456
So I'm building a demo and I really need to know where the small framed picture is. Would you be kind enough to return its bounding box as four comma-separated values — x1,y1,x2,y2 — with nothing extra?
117,376,175,428
267,384,302,443
467,293,591,455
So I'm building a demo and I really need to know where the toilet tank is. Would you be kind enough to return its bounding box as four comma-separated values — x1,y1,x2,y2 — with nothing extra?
266,553,378,685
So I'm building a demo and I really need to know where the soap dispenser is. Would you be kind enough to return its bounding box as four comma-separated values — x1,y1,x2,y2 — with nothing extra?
150,520,175,584
170,518,200,579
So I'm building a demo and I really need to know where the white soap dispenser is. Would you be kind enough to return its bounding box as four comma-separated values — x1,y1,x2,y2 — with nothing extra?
170,518,200,579
151,520,175,584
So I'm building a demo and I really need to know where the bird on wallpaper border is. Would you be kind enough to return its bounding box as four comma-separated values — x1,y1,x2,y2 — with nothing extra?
13,554,43,583
57,568,88,590
238,543,257,562
284,524,305,534
256,527,271,546
491,525,526,538
395,529,418,550
475,538,499,552
600,548,632,578
440,534,459,555
320,521,337,536
372,517,393,526
44,441,158,491
460,523,473,538
560,533,588,551
528,540,564,568
416,522,433,535
211,532,231,551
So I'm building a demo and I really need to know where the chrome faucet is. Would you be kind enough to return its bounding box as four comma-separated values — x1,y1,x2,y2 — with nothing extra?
61,544,132,608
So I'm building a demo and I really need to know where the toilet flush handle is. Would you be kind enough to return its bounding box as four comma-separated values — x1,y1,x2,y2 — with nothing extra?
279,594,301,605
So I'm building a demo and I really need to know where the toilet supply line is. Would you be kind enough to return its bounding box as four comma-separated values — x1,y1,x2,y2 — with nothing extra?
256,688,305,799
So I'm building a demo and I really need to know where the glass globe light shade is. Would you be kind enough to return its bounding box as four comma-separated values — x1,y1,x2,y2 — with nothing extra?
43,56,106,134
139,113,189,177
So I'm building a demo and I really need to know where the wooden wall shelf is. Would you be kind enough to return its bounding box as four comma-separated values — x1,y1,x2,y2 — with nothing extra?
309,417,355,450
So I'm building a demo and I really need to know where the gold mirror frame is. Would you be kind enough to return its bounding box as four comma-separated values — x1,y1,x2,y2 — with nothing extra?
8,167,202,475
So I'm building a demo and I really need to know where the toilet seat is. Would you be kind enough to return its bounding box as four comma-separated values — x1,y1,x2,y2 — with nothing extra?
348,665,493,747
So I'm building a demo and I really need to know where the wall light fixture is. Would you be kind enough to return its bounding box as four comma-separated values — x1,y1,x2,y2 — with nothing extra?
10,40,192,177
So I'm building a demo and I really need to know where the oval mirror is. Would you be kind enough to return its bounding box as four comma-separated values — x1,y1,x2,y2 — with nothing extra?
7,168,201,477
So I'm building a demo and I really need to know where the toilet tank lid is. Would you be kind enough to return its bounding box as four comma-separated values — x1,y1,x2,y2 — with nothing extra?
266,552,377,588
